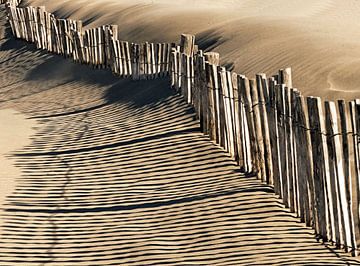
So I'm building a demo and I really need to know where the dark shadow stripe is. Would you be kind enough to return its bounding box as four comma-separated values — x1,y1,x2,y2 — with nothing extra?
14,127,199,156
4,186,274,214
30,101,110,119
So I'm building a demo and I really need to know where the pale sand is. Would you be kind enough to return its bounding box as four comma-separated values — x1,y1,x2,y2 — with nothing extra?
0,109,37,233
25,0,360,100
1,1,360,265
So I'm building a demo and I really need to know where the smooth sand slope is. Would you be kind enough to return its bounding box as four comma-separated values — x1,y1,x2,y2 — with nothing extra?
24,0,360,100
1,4,360,266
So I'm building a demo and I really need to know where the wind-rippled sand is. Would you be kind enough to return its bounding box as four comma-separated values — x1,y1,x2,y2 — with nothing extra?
26,0,360,100
1,2,360,265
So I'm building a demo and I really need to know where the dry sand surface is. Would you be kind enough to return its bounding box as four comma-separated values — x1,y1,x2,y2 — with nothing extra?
0,109,37,232
24,0,360,100
1,1,360,265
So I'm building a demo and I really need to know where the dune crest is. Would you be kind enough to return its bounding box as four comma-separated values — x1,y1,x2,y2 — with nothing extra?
25,0,360,100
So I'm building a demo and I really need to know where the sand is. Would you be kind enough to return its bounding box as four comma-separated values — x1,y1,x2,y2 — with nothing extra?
0,109,36,232
1,1,360,265
24,0,360,100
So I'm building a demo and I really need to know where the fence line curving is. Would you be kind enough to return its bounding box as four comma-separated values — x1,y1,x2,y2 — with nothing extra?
2,0,360,257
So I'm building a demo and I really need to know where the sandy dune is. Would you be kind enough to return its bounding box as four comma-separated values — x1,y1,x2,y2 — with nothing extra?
1,3,360,265
23,0,360,100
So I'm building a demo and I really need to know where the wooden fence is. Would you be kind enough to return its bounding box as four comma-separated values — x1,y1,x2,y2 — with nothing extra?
3,0,360,257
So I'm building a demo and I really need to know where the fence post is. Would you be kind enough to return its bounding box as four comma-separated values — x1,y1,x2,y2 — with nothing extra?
256,74,273,185
240,76,257,174
268,78,280,193
232,72,245,169
205,63,218,143
276,84,288,203
294,94,314,226
325,101,353,250
180,34,195,57
307,97,334,243
285,87,296,213
250,79,266,181
198,55,207,134
350,100,360,252
338,100,359,256
279,67,292,88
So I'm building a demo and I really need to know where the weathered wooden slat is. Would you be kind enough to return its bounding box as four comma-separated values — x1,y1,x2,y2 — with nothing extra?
226,71,237,160
124,41,132,77
131,43,140,80
139,43,145,79
180,54,187,100
190,56,195,104
98,26,105,67
50,14,58,54
276,84,288,202
46,12,53,52
94,27,99,65
113,39,120,75
250,79,265,181
165,43,172,75
239,76,257,173
232,72,245,169
120,41,127,76
285,87,296,212
197,55,207,134
338,100,359,255
180,34,195,57
150,43,156,79
349,100,360,251
307,97,333,242
325,101,344,247
155,43,161,77
217,67,228,151
326,101,353,250
219,68,235,157
170,49,177,89
204,52,220,66
268,78,282,195
205,63,218,142
279,67,292,88
192,53,201,118
160,43,166,77
256,74,273,185
294,94,314,226
290,89,300,217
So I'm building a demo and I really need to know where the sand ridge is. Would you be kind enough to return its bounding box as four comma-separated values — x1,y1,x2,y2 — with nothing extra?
24,0,360,100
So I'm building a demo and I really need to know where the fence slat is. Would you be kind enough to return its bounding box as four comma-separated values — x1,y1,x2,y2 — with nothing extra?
232,72,244,169
198,55,207,134
294,94,314,226
268,78,282,195
205,63,218,142
285,87,296,213
326,101,353,251
276,84,288,203
325,101,343,246
307,97,334,242
240,76,257,173
180,34,195,57
338,100,359,255
250,79,265,181
218,67,228,151
256,74,273,185
220,68,235,157
350,100,360,251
